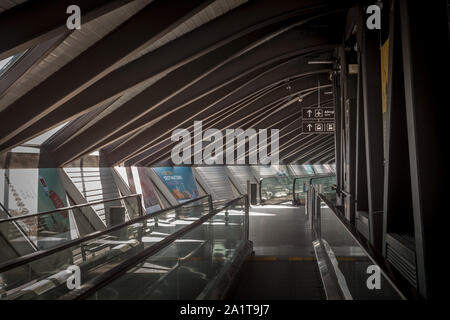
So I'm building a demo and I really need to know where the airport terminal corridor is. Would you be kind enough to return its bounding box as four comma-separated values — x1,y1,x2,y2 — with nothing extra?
0,0,446,303
231,204,325,300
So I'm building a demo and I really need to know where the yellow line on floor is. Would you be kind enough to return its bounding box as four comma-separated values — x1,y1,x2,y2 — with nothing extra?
249,256,278,261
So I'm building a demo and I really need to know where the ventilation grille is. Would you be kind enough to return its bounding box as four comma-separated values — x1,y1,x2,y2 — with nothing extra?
385,233,417,288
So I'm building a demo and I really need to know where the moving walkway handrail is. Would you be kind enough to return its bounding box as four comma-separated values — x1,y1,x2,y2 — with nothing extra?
0,194,143,224
291,174,336,203
260,174,311,205
308,173,336,185
58,195,248,300
0,194,213,274
313,189,406,299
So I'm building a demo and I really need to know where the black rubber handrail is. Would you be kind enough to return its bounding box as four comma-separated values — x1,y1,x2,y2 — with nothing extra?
308,173,336,185
0,194,212,274
0,194,143,223
317,192,410,300
59,195,247,300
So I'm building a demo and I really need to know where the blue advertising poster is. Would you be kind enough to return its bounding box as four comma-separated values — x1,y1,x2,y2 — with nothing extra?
153,167,199,203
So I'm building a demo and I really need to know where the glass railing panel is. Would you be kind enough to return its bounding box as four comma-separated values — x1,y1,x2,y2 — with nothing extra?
318,196,403,300
0,195,142,254
120,195,142,221
86,197,247,300
292,175,336,205
0,196,211,300
260,176,293,205
310,176,336,202
293,177,310,205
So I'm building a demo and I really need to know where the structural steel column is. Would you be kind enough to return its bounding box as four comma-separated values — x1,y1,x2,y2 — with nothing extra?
399,0,448,299
361,9,385,252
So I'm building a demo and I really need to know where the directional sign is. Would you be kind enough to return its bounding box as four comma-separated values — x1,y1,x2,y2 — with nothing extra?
325,122,334,132
302,107,335,119
302,121,335,134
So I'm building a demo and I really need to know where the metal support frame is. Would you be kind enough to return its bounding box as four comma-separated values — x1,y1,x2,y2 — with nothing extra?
397,0,448,299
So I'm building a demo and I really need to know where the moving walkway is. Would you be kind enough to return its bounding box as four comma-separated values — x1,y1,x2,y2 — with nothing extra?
230,176,405,300
0,195,251,300
0,175,406,300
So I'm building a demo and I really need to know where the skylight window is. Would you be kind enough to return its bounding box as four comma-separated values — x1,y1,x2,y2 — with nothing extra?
0,51,27,77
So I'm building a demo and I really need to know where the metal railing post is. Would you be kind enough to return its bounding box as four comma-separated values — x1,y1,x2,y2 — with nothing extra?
137,194,143,217
244,195,250,241
259,178,263,206
292,178,297,205
208,194,213,213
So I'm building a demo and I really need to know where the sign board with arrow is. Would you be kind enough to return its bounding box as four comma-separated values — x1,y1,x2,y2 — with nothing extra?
302,121,334,134
302,107,335,119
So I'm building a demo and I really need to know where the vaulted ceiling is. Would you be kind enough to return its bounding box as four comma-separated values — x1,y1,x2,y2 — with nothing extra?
0,0,355,166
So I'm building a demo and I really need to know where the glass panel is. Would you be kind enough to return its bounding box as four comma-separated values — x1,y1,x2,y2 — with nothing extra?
310,176,336,202
260,176,293,205
0,196,210,300
293,177,310,205
313,187,403,300
86,198,247,300
0,195,142,254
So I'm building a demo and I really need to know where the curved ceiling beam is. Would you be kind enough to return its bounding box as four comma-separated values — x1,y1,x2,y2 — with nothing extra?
53,29,338,165
49,26,330,165
243,110,304,160
102,80,281,154
246,99,334,162
0,0,138,60
234,118,313,165
175,88,333,166
280,138,330,165
221,99,334,165
102,58,334,164
320,154,336,164
100,53,333,162
40,3,347,132
134,85,331,167
0,0,215,149
146,118,304,167
0,2,348,155
127,85,332,166
307,144,336,164
111,72,331,166
118,85,284,166
285,135,334,163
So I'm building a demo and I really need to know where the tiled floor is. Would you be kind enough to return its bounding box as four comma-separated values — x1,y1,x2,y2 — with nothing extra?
230,204,326,300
